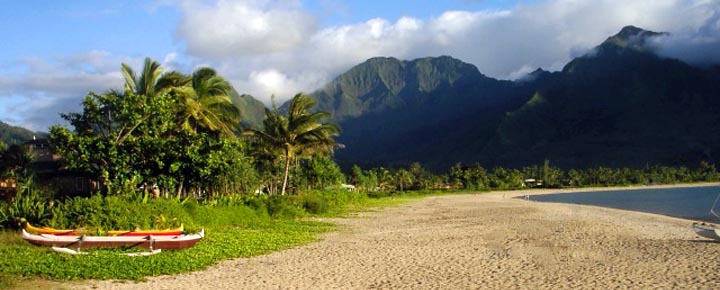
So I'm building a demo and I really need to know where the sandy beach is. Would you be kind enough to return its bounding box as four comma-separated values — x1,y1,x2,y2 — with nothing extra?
73,186,719,290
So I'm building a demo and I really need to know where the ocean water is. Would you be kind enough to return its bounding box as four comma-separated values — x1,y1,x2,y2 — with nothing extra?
529,186,720,222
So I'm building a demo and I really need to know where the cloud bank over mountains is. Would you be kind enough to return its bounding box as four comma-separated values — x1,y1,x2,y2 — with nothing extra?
174,0,719,103
1,0,719,131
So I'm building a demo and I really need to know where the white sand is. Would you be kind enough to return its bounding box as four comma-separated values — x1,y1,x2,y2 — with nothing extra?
74,187,720,289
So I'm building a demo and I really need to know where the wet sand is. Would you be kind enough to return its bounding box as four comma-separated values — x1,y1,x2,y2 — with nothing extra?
75,187,720,289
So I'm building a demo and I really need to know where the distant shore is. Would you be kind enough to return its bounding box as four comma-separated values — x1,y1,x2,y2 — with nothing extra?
498,182,720,200
72,184,720,290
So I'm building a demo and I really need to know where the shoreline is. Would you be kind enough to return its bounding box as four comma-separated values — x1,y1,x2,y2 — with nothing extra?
70,184,720,290
488,182,720,224
491,181,720,199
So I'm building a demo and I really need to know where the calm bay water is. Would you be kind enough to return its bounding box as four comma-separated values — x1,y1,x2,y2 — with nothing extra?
529,186,720,222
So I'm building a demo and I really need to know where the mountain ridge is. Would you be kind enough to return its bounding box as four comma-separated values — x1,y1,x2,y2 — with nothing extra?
287,25,720,170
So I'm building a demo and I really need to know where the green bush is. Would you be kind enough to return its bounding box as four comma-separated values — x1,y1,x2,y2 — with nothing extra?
46,195,191,232
243,196,269,216
298,193,328,214
186,204,263,229
0,191,52,229
265,195,302,218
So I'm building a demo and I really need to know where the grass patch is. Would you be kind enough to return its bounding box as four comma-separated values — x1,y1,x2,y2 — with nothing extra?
0,220,333,281
0,189,440,287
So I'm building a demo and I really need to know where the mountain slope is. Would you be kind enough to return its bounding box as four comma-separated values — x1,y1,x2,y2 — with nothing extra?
0,121,45,145
228,88,266,129
285,26,720,171
307,56,537,170
483,26,720,168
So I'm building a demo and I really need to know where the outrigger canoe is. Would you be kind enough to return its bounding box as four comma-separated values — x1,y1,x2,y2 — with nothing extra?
21,229,204,250
691,222,720,241
24,222,184,236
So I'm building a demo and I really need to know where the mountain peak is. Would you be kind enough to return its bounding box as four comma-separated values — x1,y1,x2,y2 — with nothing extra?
615,25,648,39
518,68,550,82
602,25,667,51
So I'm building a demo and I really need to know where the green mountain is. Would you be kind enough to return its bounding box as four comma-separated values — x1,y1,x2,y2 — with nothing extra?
484,26,720,168
228,88,266,129
301,26,720,171
306,56,537,170
0,121,45,145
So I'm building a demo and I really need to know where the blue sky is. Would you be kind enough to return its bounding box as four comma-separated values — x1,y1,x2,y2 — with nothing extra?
1,0,718,131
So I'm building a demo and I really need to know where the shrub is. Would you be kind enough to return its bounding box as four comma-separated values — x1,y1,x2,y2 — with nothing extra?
47,195,192,232
0,191,52,229
186,204,262,229
298,193,328,214
265,195,302,218
243,196,269,216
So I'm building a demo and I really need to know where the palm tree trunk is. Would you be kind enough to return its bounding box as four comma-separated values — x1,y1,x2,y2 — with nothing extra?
176,180,184,199
281,149,291,196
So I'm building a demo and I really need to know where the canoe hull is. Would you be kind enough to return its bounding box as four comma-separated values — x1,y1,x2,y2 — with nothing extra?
22,229,203,250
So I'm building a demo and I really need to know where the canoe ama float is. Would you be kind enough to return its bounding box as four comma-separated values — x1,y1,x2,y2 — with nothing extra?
691,223,720,241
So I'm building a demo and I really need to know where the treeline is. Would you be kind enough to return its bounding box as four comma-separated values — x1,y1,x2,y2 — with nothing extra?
348,160,720,192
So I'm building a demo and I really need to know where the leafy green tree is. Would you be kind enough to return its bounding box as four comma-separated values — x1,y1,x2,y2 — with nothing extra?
363,170,379,191
408,162,432,189
448,163,466,189
50,58,254,197
350,165,363,185
696,161,720,181
489,167,523,189
394,169,413,191
250,93,340,195
50,90,176,195
299,156,345,190
375,167,393,190
566,169,582,187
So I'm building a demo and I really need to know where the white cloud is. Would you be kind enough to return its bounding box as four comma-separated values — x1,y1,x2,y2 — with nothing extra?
5,0,720,131
652,3,720,65
172,0,720,107
176,0,317,57
0,53,181,131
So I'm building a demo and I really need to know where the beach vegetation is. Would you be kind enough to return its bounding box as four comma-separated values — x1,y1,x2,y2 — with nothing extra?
248,93,340,196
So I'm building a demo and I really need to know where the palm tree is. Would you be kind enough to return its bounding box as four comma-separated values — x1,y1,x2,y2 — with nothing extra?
251,93,340,195
120,59,240,138
175,67,241,136
116,58,187,144
121,58,186,97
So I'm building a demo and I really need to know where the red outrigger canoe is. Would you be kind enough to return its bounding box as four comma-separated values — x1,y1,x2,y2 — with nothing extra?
24,222,184,236
21,228,204,250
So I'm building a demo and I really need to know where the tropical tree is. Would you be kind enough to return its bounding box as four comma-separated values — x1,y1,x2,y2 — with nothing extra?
113,58,184,144
121,58,184,98
394,169,413,191
174,67,241,136
250,93,340,195
376,167,393,190
50,58,252,196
